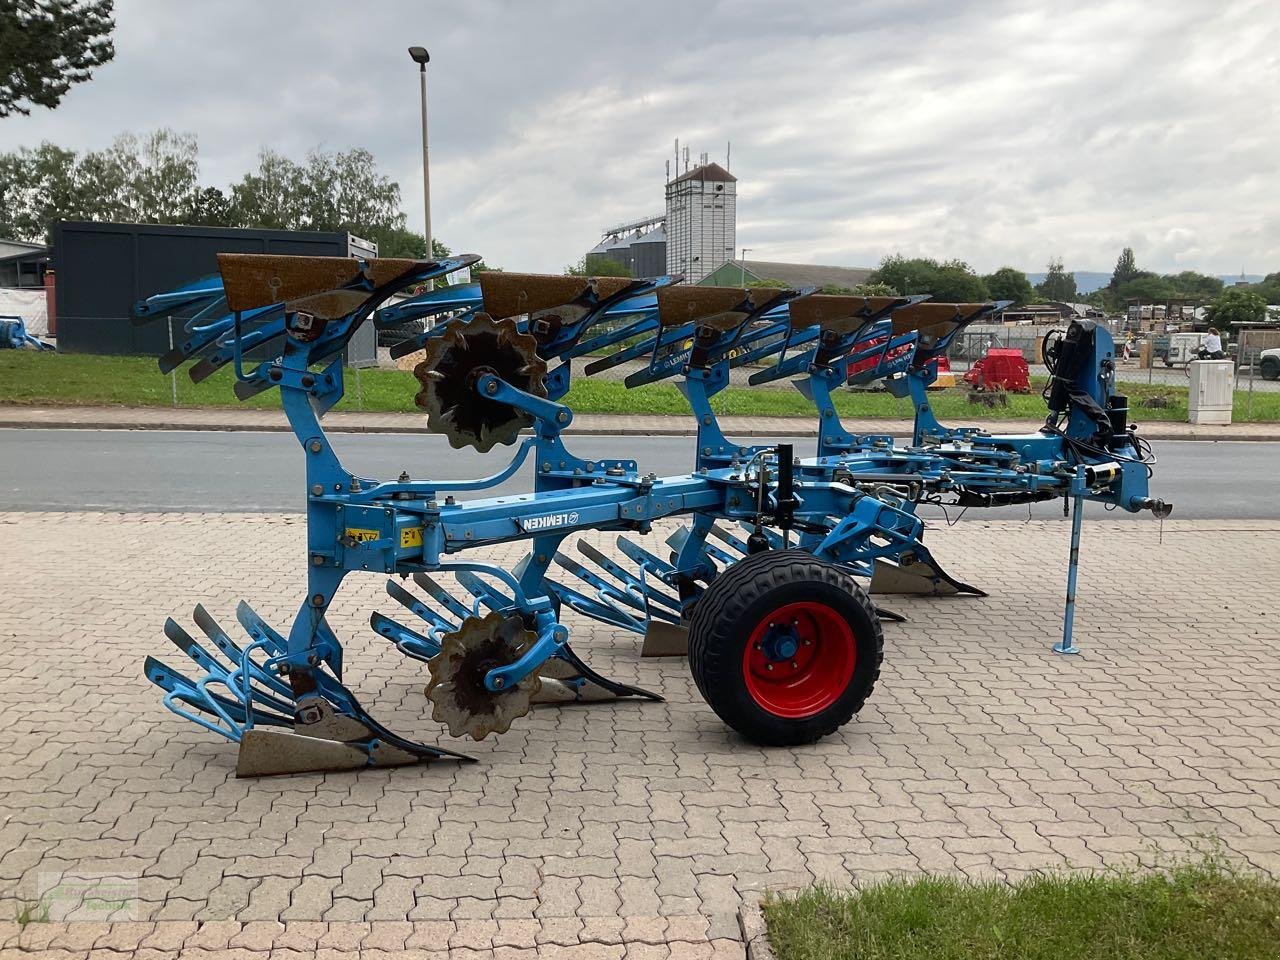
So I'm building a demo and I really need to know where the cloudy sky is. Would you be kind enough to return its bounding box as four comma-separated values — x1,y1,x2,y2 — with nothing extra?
3,0,1278,276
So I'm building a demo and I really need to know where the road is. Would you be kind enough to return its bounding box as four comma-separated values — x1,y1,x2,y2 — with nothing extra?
2,428,1276,519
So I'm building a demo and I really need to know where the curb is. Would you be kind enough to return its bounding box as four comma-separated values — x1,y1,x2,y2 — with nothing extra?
1,408,1278,442
737,902,776,960
0,416,817,438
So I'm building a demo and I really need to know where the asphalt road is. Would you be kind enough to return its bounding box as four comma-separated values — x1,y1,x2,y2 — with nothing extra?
1,428,1276,519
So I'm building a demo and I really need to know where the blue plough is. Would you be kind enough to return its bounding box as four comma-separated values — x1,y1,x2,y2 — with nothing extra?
136,254,1170,775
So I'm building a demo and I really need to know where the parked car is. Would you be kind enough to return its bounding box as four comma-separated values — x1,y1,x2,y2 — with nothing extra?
1260,347,1280,381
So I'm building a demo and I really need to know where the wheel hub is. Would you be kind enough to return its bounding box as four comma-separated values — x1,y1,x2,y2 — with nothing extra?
743,600,856,719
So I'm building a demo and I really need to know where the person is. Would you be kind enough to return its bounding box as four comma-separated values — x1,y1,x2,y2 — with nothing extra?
1202,327,1225,360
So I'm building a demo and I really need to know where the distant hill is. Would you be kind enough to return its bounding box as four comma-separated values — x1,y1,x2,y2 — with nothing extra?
1025,271,1264,295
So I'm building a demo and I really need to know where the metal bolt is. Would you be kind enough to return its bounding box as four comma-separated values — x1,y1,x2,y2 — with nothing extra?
803,638,811,646
557,411,569,423
427,499,439,510
399,471,410,482
311,484,323,496
311,594,325,607
754,643,762,650
312,554,324,566
492,676,505,689
445,495,456,505
486,380,498,394
792,661,799,669
309,440,322,453
766,664,774,671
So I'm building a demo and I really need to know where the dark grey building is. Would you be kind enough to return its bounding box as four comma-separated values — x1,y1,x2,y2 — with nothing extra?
53,221,375,356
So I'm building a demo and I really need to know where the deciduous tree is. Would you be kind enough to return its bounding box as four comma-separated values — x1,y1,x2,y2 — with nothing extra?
0,0,115,117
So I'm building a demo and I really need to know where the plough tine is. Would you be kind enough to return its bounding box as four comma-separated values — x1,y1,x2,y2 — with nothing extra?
666,525,732,570
385,579,457,633
145,656,293,729
552,551,678,622
412,572,476,622
163,617,297,716
553,552,645,612
709,523,751,555
192,603,294,700
615,535,677,577
454,569,514,611
576,541,682,612
369,611,441,662
544,579,646,634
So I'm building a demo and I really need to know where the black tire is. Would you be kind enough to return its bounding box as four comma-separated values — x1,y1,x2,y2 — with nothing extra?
1261,358,1280,381
687,549,882,746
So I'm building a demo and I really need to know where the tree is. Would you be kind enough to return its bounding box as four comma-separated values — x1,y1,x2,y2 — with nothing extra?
983,266,1034,305
869,255,940,297
1109,247,1140,290
1115,275,1178,303
0,0,115,117
1165,270,1224,299
932,260,990,301
1205,288,1266,328
850,282,898,297
565,254,630,277
817,281,898,297
868,255,988,301
0,130,202,240
1035,258,1077,301
228,149,307,230
1255,272,1280,305
184,186,231,226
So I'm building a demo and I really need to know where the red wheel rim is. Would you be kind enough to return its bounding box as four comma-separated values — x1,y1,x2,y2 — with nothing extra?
742,601,856,719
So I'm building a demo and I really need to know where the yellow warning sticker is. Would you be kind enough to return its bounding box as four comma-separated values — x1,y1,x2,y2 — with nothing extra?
400,526,424,548
343,527,380,543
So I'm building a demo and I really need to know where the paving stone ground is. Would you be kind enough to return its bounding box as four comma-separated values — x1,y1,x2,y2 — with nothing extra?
1,512,1278,958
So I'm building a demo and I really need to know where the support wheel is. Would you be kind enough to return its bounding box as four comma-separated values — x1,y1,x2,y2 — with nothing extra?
687,549,882,746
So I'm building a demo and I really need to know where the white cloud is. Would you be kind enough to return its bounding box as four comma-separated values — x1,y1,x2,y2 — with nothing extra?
1,0,1276,275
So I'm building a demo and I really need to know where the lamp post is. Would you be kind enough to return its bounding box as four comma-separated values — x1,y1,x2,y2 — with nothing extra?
408,46,432,285
740,248,752,286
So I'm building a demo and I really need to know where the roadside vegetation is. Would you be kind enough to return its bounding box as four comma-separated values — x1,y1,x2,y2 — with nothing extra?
762,853,1280,960
1,351,1278,422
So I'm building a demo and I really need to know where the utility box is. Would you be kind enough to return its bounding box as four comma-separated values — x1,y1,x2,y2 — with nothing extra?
1188,360,1234,425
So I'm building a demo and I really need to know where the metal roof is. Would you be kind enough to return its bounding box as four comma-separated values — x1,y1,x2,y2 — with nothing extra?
668,162,736,186
721,259,873,289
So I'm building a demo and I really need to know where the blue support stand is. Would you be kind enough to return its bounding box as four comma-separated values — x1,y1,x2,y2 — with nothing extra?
1053,466,1086,655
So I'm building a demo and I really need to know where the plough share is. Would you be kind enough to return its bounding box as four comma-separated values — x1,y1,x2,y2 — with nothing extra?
137,253,1170,776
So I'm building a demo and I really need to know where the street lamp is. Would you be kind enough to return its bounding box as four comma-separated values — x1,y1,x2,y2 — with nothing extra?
740,248,752,286
408,46,432,282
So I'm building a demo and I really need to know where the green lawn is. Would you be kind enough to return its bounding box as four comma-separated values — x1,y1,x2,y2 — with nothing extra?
763,857,1280,960
1,351,1278,422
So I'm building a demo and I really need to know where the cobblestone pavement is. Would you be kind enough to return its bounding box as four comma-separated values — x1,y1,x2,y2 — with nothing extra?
2,512,1278,957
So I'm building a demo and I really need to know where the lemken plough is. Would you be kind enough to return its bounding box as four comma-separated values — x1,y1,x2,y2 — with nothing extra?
136,253,1170,776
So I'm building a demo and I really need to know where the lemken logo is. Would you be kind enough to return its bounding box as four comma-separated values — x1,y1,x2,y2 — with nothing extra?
523,511,581,532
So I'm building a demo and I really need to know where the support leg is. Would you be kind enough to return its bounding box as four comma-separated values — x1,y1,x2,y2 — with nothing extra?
1053,471,1085,655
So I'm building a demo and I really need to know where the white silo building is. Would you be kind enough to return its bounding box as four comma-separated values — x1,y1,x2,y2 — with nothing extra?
664,160,736,283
